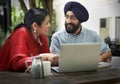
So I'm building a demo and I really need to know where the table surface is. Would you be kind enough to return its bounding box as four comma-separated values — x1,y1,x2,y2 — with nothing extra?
0,68,120,84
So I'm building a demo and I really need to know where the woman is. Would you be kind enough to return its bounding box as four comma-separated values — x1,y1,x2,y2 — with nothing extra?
0,8,59,72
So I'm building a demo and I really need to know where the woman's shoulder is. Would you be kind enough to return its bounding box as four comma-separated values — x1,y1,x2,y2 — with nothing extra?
13,27,31,36
7,27,31,40
14,27,28,33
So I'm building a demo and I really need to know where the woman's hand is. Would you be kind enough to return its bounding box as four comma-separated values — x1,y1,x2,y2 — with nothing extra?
40,53,59,66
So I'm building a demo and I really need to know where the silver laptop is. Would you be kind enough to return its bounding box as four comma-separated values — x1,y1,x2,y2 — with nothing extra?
52,43,101,73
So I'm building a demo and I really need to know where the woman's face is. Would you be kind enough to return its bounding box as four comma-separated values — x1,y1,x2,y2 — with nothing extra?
36,15,50,36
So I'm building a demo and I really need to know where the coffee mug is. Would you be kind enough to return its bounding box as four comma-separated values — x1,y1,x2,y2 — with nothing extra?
43,61,51,76
111,56,120,69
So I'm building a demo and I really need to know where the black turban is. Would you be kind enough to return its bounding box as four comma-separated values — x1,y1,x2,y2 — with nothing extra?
64,1,89,22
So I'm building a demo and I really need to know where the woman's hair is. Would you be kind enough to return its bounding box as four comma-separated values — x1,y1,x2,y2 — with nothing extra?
14,8,48,30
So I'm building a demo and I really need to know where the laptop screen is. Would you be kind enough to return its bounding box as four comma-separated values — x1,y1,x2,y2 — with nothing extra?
58,43,100,72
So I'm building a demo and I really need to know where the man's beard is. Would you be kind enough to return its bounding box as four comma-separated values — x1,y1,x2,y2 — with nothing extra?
65,23,80,34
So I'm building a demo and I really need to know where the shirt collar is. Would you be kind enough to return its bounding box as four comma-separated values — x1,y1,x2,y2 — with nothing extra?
65,26,85,36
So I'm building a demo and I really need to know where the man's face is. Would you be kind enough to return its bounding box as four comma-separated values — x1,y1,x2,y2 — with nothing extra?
65,11,80,33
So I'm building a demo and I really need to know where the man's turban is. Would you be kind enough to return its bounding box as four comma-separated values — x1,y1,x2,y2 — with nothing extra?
64,1,89,22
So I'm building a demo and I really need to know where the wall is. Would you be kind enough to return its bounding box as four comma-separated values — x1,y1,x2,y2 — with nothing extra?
53,0,120,40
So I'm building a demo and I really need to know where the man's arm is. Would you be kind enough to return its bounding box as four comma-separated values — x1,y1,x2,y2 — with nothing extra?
50,34,61,55
99,51,112,62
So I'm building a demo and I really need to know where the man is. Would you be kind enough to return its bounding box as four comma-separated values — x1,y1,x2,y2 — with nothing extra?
50,1,111,62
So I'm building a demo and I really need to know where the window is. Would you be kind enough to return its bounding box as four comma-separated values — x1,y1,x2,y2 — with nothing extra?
118,0,120,3
100,18,106,28
0,0,11,33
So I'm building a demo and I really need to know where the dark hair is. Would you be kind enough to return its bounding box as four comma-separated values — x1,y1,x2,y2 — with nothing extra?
14,8,48,30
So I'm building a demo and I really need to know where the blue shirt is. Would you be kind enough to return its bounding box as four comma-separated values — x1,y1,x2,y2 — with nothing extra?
50,27,110,55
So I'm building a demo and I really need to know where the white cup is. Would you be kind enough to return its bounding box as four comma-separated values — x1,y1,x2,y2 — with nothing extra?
111,56,120,69
43,61,52,76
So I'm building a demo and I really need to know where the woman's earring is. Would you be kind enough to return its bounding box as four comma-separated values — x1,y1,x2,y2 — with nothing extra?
34,30,36,32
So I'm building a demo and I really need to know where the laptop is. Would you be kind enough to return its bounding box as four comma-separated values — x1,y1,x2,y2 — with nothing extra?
52,43,101,73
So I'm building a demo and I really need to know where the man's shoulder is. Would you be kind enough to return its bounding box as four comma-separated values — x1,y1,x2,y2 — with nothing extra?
53,30,66,36
83,28,97,34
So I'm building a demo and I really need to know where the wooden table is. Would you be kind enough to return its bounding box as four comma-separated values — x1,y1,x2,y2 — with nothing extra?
0,68,120,84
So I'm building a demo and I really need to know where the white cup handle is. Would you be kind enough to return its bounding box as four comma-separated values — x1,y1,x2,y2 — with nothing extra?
25,60,32,68
25,60,32,73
